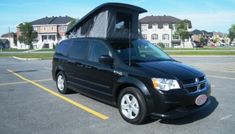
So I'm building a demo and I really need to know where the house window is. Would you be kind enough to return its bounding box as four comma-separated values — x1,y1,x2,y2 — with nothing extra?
115,12,132,32
142,34,147,40
48,35,56,41
152,24,158,31
163,24,168,29
151,34,158,40
42,35,47,41
141,24,148,31
162,34,169,40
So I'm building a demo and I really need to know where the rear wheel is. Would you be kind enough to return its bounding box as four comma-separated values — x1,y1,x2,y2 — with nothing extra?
56,71,70,94
118,87,147,124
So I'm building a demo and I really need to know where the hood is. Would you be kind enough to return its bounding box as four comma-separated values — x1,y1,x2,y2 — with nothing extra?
135,61,204,83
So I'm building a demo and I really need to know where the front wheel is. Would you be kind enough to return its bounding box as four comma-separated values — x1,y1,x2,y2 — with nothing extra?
118,87,148,124
56,71,70,94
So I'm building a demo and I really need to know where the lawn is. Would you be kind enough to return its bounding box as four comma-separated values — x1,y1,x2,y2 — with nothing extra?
1,50,235,60
163,47,235,50
0,53,53,59
167,51,235,55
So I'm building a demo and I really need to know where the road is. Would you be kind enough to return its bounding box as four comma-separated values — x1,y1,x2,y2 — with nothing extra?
0,56,234,134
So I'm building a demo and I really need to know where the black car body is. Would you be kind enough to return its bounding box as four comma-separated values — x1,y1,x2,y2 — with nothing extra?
52,38,211,124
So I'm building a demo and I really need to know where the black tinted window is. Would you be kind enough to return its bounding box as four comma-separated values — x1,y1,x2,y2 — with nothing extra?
89,41,111,62
69,40,89,60
56,40,71,56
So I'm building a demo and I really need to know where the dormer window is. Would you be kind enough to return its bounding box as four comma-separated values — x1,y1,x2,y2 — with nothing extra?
163,24,168,29
152,24,158,31
141,24,148,31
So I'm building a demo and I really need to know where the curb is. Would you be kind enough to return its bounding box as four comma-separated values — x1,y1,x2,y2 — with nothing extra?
12,56,42,61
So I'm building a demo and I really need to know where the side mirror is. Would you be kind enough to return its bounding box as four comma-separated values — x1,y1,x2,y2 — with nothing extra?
99,55,114,65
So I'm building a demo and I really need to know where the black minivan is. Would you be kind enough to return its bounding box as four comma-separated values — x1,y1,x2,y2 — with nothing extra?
52,38,211,124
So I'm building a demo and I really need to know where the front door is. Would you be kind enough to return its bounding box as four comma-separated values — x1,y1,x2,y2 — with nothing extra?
84,40,117,97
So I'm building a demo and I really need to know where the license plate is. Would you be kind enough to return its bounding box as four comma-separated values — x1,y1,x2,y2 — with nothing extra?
195,94,207,106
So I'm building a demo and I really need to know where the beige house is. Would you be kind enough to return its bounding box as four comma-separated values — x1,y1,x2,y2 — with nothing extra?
17,16,74,49
139,15,193,48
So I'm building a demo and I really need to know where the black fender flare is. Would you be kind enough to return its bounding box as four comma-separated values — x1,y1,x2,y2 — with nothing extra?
112,76,154,113
53,65,65,81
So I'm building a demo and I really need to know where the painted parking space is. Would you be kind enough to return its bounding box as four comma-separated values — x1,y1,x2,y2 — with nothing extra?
7,69,109,120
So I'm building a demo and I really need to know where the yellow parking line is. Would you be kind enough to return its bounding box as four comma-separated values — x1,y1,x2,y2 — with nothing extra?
207,75,235,80
7,69,109,120
0,79,52,86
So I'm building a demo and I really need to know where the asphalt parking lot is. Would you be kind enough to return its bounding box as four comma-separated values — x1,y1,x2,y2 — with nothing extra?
0,56,235,134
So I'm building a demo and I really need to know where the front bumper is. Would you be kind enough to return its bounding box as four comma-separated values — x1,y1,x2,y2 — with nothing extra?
148,83,211,119
151,96,211,119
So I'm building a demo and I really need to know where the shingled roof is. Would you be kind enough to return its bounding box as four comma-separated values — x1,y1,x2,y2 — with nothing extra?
191,29,213,36
31,16,74,25
139,15,192,29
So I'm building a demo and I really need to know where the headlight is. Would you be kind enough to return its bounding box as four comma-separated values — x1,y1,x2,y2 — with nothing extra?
151,78,180,91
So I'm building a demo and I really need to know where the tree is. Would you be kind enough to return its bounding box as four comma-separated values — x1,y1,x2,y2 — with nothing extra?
18,22,37,49
67,18,77,32
199,36,207,46
228,24,235,44
175,21,190,47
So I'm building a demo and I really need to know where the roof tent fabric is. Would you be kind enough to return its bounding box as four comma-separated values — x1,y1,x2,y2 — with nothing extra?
66,3,147,39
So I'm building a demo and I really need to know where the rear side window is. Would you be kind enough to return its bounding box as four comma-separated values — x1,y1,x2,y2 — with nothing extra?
56,40,71,56
89,41,111,62
68,40,89,60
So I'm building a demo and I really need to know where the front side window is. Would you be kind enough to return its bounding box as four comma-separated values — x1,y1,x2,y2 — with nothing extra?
89,41,111,63
69,40,89,60
110,39,171,63
56,40,71,56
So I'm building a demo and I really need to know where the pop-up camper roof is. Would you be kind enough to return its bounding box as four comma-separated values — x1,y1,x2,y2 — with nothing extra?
66,3,147,39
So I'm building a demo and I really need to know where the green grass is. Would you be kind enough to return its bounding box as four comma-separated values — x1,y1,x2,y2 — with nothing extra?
36,48,55,51
1,50,235,60
167,51,235,55
163,47,235,50
0,53,53,59
0,48,29,52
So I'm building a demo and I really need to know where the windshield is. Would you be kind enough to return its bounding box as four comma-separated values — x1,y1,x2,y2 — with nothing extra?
110,39,172,63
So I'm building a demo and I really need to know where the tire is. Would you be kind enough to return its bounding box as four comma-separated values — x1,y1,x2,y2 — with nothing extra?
118,87,148,124
56,71,70,94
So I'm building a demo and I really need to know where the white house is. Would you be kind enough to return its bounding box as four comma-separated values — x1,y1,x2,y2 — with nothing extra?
17,16,74,49
0,32,17,49
139,15,193,48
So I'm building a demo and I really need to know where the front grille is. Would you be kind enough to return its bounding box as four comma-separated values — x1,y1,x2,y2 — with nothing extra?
181,79,195,84
199,76,205,81
186,86,197,92
182,76,205,84
184,76,206,93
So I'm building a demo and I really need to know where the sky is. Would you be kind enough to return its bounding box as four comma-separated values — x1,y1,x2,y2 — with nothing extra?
0,0,235,35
